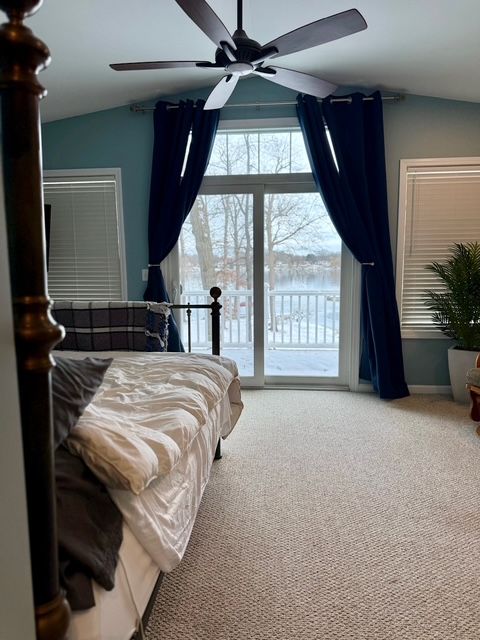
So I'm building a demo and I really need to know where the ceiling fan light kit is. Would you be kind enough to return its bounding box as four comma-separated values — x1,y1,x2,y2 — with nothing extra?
110,0,367,110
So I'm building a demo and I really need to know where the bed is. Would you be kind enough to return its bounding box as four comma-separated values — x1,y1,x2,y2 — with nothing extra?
0,5,242,640
57,347,242,640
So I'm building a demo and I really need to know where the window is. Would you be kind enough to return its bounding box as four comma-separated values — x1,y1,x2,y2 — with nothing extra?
205,126,311,176
43,169,127,301
396,157,480,337
171,118,356,386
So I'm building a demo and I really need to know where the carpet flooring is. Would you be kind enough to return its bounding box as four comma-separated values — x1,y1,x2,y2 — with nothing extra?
145,390,480,639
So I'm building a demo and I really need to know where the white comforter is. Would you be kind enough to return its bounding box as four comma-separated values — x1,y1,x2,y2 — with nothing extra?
62,351,243,494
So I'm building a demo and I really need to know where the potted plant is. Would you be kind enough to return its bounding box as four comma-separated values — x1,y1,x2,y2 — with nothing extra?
425,242,480,403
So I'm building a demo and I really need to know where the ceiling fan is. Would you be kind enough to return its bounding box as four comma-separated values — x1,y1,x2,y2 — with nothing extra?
110,0,367,110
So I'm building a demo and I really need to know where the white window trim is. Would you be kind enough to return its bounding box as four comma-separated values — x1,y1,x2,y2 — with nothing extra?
217,117,300,131
43,168,128,300
202,172,315,189
396,156,480,339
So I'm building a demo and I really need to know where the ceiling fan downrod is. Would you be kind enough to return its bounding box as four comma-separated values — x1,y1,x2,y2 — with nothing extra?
237,0,243,31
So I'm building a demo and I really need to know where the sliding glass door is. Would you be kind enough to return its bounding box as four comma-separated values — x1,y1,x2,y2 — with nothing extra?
178,177,354,387
263,190,342,381
179,188,257,379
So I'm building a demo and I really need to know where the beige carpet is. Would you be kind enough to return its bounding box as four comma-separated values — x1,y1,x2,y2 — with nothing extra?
145,391,480,640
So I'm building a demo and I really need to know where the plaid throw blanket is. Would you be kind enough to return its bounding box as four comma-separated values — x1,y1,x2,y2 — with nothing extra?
52,301,170,352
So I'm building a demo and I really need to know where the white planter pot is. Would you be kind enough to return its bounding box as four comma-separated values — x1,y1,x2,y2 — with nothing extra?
448,346,479,404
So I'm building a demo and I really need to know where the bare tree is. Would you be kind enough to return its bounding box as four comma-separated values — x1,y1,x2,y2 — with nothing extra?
188,197,216,289
183,129,330,333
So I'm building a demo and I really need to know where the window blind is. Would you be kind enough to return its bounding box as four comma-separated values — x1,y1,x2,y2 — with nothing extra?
44,175,124,301
398,161,480,334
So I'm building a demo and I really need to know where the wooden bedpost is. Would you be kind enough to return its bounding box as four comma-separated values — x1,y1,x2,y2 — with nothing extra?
0,2,70,639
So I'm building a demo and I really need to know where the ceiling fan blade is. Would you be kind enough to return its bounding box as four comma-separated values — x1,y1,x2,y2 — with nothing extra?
110,61,215,71
175,0,236,51
204,75,239,110
262,9,367,59
254,66,337,98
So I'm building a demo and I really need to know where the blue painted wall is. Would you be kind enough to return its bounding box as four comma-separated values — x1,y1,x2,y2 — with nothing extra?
42,78,480,386
382,95,480,386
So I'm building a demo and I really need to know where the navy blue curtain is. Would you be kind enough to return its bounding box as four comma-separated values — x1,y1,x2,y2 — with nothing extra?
297,92,408,399
144,99,220,350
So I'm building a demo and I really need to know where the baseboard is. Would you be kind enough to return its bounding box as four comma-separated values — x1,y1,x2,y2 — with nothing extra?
408,385,452,395
356,382,374,393
357,383,452,396
241,383,453,395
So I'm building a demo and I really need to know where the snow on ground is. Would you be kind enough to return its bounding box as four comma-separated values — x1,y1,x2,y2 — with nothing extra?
193,346,339,378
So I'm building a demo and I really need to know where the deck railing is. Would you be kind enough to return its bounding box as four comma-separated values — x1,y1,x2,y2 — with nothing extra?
177,287,340,350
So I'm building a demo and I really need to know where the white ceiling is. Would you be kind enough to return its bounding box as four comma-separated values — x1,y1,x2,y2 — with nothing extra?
23,0,480,122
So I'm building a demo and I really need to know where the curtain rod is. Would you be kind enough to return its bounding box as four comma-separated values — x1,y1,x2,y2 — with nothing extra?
130,95,403,113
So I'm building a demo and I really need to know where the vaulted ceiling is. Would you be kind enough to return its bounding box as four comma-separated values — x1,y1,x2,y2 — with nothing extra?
25,0,480,122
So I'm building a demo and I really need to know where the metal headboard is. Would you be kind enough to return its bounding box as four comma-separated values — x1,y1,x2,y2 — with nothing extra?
171,286,222,355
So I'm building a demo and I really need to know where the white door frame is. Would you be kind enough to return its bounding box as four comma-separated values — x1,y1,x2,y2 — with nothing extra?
165,172,361,389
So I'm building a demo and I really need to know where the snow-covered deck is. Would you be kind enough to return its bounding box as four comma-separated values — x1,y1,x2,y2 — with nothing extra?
179,288,340,378
224,346,339,378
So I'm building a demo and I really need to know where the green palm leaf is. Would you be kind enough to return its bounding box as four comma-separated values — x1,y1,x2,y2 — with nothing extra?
424,242,480,350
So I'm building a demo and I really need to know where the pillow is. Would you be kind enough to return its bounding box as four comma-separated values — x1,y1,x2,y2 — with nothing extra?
145,302,170,352
52,356,112,448
65,423,167,495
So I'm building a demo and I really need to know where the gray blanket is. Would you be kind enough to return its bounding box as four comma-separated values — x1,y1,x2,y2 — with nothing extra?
56,446,123,610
